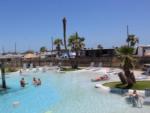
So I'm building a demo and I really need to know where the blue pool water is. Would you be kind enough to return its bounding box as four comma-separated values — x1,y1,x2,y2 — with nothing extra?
0,70,150,113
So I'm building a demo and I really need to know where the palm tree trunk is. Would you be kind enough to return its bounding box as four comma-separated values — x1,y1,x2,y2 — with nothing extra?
124,70,135,87
63,17,67,51
63,17,72,67
63,17,70,58
38,56,41,66
118,72,127,84
73,32,79,69
126,77,134,87
1,62,7,89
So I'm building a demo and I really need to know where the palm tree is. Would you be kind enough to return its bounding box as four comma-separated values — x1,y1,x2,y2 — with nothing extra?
62,17,69,57
68,32,85,68
68,32,85,57
40,46,47,53
97,44,103,49
68,32,85,69
126,34,139,47
62,17,73,60
62,17,77,69
54,38,63,56
116,45,136,87
1,61,7,89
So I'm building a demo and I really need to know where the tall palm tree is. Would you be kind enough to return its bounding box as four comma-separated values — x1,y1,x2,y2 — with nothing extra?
62,17,69,57
54,38,63,56
116,45,136,87
126,34,139,47
62,17,76,69
1,61,7,89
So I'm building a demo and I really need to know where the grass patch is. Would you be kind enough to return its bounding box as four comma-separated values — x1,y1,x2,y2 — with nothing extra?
103,81,150,90
5,67,19,73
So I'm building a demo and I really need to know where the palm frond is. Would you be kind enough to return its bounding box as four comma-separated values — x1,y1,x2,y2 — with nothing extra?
116,45,136,70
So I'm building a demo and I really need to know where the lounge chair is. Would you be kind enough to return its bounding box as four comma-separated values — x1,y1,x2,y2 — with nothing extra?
85,62,95,70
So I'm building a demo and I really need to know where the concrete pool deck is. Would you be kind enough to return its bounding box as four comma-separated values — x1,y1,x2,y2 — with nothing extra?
69,67,150,100
81,67,150,105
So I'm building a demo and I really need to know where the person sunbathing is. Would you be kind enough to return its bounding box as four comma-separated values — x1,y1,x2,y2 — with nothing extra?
91,75,109,82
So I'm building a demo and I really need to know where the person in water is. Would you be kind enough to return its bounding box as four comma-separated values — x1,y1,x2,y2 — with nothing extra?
32,77,38,85
130,90,144,107
132,90,139,106
20,78,26,87
37,78,41,85
19,69,22,75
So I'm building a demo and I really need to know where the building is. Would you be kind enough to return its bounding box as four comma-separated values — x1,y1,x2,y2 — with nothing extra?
137,45,150,57
0,53,23,67
80,48,115,57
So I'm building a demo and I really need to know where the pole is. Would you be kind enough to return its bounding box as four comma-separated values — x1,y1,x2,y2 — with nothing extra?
2,46,5,55
127,25,130,47
51,37,53,52
127,25,129,37
15,42,17,54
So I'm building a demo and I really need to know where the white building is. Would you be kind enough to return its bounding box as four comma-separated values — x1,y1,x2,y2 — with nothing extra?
137,45,150,57
59,52,76,59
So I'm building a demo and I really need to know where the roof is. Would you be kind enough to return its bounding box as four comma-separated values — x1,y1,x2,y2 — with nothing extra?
23,53,39,59
144,64,150,66
0,54,23,59
138,45,150,47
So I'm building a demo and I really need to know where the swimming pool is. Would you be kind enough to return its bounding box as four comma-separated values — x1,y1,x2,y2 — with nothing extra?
0,69,150,113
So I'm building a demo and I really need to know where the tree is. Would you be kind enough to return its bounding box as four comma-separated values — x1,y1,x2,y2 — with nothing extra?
116,45,136,87
68,32,85,69
97,44,103,49
63,17,68,54
62,17,71,59
54,38,63,56
68,32,85,57
40,46,47,53
126,34,139,47
62,17,75,69
0,61,7,89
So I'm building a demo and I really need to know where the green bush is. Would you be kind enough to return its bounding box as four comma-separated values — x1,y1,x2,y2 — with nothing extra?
5,67,18,73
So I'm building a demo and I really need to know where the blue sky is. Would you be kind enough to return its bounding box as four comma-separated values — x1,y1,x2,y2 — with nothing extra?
0,0,150,52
